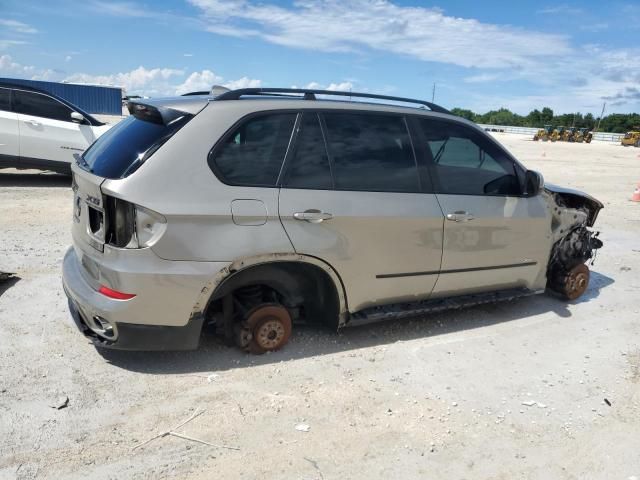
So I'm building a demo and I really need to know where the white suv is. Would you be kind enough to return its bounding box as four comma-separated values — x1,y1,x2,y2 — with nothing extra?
0,82,112,174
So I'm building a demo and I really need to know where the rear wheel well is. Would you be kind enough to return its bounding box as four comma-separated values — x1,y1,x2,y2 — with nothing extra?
204,261,341,330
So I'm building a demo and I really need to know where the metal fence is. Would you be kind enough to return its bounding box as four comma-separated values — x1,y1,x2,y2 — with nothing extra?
0,77,123,115
478,124,625,143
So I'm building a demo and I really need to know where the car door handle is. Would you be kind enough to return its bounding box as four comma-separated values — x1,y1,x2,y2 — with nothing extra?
25,119,41,127
293,210,333,223
446,211,475,222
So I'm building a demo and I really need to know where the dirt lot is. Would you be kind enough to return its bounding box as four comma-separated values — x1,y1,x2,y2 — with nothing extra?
1,135,639,480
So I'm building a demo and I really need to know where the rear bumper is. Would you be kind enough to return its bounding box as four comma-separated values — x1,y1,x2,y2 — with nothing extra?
61,246,223,351
65,295,204,350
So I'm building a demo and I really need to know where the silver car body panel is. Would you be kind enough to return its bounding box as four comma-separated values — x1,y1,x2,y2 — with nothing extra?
62,94,603,348
279,188,444,312
431,193,551,296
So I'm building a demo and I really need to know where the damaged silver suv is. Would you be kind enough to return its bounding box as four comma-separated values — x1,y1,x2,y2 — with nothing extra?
62,87,603,353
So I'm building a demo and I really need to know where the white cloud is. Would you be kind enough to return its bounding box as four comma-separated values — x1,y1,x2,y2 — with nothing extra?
87,1,155,18
64,55,72,62
0,57,260,97
87,0,204,29
183,53,193,57
536,5,583,15
174,69,223,94
302,81,354,91
223,76,261,90
463,73,501,84
64,66,185,95
182,0,640,110
0,54,36,76
189,0,571,69
0,39,28,50
0,19,38,34
173,70,261,94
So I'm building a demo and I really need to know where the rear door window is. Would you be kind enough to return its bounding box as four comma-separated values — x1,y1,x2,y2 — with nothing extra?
283,113,333,190
322,112,420,193
210,113,296,187
416,118,522,196
13,89,74,122
0,87,10,111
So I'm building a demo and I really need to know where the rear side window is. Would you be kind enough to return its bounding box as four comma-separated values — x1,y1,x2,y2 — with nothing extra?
416,119,522,196
210,113,296,186
81,113,192,179
322,112,420,193
0,88,10,111
283,113,333,189
13,90,73,122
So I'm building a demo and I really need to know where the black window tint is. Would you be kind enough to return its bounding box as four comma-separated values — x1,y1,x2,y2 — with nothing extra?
0,88,10,111
13,90,73,122
323,113,419,193
284,113,332,189
81,114,192,179
211,113,296,186
418,119,521,196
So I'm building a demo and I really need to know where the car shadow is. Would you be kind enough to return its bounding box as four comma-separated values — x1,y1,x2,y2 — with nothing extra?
99,270,614,375
0,172,70,188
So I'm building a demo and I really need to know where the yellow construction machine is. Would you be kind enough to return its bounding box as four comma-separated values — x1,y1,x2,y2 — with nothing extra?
533,125,553,141
562,127,575,142
549,126,565,142
621,129,640,147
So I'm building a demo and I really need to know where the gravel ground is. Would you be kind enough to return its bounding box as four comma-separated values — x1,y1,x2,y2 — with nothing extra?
1,134,639,480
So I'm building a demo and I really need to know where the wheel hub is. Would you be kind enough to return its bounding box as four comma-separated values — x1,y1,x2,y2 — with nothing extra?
244,304,292,354
563,264,590,300
255,319,286,350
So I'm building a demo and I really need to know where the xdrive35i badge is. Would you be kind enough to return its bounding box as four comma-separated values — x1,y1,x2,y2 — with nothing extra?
86,194,101,207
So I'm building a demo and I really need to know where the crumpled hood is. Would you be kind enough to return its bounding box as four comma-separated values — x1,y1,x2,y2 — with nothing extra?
544,183,604,227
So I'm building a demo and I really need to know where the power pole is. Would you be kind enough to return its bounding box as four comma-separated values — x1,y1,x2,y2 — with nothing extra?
432,83,436,103
595,102,606,132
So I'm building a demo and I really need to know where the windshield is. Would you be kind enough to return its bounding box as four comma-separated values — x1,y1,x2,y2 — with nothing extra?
80,112,192,179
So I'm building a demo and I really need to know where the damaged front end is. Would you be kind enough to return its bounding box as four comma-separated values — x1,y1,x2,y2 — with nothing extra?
543,184,604,299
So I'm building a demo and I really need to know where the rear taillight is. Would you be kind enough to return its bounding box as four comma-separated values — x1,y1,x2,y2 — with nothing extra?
105,197,136,248
105,196,166,249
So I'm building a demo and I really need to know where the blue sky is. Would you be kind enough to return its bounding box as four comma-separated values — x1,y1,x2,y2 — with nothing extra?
1,0,639,114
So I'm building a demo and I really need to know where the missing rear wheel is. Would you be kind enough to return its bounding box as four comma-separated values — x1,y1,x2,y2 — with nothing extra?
245,304,292,354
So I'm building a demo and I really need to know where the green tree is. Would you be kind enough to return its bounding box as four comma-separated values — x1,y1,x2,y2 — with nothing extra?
449,105,638,132
450,108,476,121
541,107,554,124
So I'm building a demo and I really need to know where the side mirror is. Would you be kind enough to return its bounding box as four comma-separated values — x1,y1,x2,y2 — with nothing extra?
70,112,86,124
525,170,544,196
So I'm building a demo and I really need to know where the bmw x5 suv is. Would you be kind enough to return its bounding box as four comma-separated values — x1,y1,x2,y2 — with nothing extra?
62,87,603,353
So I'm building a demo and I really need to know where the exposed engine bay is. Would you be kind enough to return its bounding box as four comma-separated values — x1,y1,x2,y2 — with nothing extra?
543,184,604,299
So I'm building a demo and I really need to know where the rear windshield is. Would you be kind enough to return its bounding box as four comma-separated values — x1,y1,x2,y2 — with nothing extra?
80,113,192,179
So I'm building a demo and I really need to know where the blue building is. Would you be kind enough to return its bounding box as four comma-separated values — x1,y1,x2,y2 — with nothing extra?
0,78,122,115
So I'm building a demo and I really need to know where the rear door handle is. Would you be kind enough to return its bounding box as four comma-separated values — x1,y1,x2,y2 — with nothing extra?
25,119,41,127
293,209,333,223
446,211,475,222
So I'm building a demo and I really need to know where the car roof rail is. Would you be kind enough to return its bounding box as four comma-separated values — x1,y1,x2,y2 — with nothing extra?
213,88,451,114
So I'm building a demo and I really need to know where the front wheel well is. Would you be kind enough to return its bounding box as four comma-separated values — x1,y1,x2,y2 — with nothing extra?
204,261,341,330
